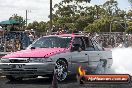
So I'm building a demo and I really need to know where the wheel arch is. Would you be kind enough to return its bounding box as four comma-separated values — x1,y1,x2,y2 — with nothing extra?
58,58,68,66
55,58,69,81
100,59,107,67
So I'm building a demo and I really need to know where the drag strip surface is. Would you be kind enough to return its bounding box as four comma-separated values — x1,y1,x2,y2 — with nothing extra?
0,76,132,88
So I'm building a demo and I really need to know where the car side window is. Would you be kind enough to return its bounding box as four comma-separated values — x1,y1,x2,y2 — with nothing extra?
91,39,100,51
73,37,85,50
94,40,103,51
91,39,104,51
93,43,99,51
83,37,95,51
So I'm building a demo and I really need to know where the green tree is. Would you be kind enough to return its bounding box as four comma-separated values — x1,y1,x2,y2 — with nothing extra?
126,22,132,33
53,0,92,31
38,21,47,32
28,0,131,33
27,21,47,32
84,17,110,32
128,0,132,6
9,14,26,29
103,0,119,16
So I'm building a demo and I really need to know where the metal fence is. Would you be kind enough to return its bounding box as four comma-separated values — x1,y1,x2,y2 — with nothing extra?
0,31,38,52
96,32,132,48
0,32,132,52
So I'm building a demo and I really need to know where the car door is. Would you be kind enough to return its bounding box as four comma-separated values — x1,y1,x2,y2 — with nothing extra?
70,37,89,73
83,37,101,73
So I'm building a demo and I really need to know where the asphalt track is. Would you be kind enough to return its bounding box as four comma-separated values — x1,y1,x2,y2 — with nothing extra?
0,76,132,88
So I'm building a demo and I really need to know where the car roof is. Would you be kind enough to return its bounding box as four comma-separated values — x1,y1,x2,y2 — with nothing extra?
48,34,84,37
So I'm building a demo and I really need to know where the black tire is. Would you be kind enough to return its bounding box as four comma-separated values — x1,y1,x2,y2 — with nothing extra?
54,59,68,81
6,75,23,81
95,60,107,74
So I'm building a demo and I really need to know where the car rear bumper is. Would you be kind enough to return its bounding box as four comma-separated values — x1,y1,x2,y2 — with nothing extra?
0,62,55,76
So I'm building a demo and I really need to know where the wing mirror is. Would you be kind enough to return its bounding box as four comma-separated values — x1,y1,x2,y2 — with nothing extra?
30,47,36,50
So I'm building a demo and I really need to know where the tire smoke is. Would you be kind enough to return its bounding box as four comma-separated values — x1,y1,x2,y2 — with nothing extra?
111,47,132,75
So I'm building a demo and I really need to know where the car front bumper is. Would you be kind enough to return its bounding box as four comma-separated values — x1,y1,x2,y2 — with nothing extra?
0,62,55,76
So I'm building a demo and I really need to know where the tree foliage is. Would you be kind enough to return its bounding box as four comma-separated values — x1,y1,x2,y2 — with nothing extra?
26,21,47,32
9,0,131,33
9,14,26,29
128,0,132,6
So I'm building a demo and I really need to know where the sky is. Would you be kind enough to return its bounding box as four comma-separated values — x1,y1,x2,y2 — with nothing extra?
0,0,131,23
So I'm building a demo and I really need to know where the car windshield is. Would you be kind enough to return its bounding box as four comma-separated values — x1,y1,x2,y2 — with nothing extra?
28,36,72,48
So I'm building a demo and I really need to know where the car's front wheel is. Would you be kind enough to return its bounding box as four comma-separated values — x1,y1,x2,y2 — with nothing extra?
54,59,68,81
6,75,23,81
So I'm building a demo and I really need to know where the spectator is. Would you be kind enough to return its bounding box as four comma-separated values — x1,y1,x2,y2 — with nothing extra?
15,39,21,51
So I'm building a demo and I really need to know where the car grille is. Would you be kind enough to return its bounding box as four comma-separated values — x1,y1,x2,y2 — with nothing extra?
9,59,29,63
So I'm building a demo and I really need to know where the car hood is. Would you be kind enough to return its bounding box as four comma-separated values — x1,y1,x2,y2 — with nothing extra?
3,48,68,58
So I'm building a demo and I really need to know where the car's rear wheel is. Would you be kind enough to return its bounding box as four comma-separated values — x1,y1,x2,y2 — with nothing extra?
6,75,23,81
95,60,107,74
54,59,68,81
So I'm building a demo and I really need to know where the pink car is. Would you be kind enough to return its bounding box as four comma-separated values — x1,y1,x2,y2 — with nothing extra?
0,34,112,81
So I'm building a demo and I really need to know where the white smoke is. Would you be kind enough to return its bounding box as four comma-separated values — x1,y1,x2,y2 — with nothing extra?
111,47,132,75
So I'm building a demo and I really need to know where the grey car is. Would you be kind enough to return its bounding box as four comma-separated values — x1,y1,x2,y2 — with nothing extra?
0,34,113,81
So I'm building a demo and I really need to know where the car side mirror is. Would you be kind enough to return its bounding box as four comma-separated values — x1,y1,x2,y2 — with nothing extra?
71,44,82,52
30,47,36,50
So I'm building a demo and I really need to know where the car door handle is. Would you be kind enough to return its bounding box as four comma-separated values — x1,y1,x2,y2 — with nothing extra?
85,54,87,55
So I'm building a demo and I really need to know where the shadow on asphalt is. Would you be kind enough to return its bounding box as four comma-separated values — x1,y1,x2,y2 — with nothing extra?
6,75,77,85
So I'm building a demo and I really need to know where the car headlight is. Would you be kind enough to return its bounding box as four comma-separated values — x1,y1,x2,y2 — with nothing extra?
29,58,53,63
0,58,10,63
